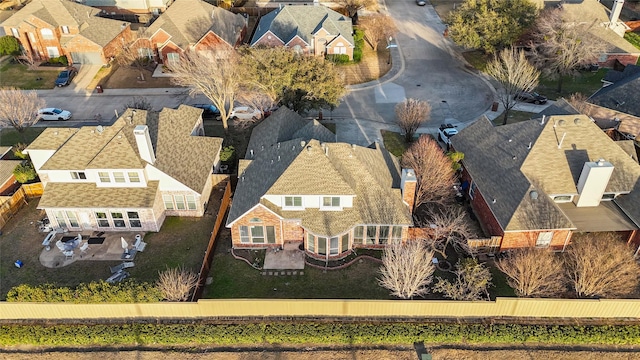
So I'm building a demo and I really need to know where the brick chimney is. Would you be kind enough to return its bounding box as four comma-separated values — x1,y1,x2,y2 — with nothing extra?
401,168,417,213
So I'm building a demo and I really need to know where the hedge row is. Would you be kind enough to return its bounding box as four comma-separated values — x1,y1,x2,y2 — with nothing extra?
2,322,640,346
6,281,162,303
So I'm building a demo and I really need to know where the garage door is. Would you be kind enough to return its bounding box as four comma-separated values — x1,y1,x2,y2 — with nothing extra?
70,52,103,64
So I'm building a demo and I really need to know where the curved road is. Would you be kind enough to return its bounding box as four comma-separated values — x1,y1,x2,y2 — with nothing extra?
333,0,494,145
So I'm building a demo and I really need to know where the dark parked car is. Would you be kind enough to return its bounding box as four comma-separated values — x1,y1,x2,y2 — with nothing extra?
191,103,220,118
55,67,78,87
514,91,547,105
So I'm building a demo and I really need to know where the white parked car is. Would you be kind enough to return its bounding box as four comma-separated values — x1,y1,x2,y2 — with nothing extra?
38,108,72,121
438,124,458,146
229,106,261,120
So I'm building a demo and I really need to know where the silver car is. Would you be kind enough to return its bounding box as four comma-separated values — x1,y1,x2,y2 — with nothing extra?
38,108,72,121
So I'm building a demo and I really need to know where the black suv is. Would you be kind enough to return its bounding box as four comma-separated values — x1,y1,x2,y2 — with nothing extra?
514,91,547,105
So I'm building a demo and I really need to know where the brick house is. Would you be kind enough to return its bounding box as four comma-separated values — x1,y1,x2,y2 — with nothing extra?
1,0,133,65
83,0,173,16
451,115,640,251
225,107,414,261
250,5,354,60
23,106,222,232
133,0,246,65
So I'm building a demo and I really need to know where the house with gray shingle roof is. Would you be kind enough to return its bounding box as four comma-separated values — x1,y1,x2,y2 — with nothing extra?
226,107,414,261
135,0,246,65
251,5,354,60
24,105,223,233
1,0,132,64
451,114,640,252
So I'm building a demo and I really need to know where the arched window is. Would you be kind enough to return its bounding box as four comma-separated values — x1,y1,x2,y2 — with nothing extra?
40,28,54,40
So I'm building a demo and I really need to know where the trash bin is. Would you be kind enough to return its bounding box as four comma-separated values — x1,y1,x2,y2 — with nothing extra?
491,101,499,112
96,85,103,93
14,260,23,268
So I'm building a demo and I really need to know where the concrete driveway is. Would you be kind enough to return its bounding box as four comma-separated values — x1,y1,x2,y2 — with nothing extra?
333,1,494,146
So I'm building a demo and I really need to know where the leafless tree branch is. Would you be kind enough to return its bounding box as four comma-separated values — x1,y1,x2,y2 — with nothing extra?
496,248,566,297
378,240,435,299
0,88,45,134
395,98,431,142
359,14,398,51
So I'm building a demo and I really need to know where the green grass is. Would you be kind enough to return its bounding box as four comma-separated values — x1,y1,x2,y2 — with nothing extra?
381,130,409,157
624,32,640,51
0,59,58,89
489,263,516,298
536,69,608,99
462,50,490,72
492,110,535,126
0,127,45,146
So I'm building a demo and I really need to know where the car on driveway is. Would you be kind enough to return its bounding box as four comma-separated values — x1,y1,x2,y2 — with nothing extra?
514,91,547,105
229,106,262,120
54,67,78,87
191,103,221,118
438,124,458,146
38,108,72,121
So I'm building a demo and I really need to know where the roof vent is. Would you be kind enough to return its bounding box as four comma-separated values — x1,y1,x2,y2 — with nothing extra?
277,142,280,149
530,190,538,200
574,118,582,125
300,141,306,147
261,145,264,151
306,146,312,153
351,144,356,150
508,139,512,142
512,155,517,160
278,155,281,161
597,158,606,166
556,119,566,127
540,115,546,125
527,142,532,150
96,125,104,134
250,149,254,157
492,198,496,204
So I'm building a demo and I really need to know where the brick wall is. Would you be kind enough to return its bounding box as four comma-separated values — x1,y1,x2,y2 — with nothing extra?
282,219,304,241
402,179,416,215
195,32,233,51
230,204,282,247
253,31,284,47
599,54,639,68
101,25,133,61
460,167,504,238
501,230,571,251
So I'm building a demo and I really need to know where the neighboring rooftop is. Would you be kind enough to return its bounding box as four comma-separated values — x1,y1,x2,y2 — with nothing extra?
588,73,640,118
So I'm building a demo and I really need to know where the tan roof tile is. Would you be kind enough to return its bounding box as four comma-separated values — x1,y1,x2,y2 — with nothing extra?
38,181,159,208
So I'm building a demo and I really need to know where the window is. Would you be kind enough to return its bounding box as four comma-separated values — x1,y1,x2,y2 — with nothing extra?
307,233,315,252
163,195,174,210
536,231,553,247
46,46,60,57
317,237,327,255
186,195,197,210
66,211,79,227
113,172,125,183
128,212,141,228
250,217,261,223
240,226,250,243
111,212,125,227
378,226,389,245
353,226,363,245
284,196,302,208
167,52,180,66
329,237,339,255
334,42,346,55
391,226,403,244
175,195,186,210
71,171,86,180
128,172,140,183
469,182,477,200
553,195,572,203
41,28,54,40
602,193,616,201
341,234,349,252
54,211,66,228
366,226,377,245
138,47,153,59
61,26,70,34
250,226,264,243
98,172,110,183
266,226,276,244
11,28,19,38
96,212,109,227
321,196,340,209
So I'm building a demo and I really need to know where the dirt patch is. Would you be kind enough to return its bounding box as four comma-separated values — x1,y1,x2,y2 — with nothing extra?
102,65,179,89
337,46,392,85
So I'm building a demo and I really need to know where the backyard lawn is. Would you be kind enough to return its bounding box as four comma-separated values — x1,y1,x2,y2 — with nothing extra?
0,58,59,89
1,128,45,147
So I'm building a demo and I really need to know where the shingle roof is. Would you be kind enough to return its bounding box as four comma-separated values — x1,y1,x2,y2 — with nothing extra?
26,128,78,151
38,181,159,208
603,64,640,83
2,0,130,47
227,109,412,236
28,106,222,193
251,5,354,48
588,73,640,118
537,98,580,117
145,0,245,49
0,160,22,185
452,115,640,231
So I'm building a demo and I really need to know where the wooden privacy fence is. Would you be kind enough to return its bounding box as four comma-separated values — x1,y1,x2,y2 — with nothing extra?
192,179,232,300
3,297,640,321
468,236,502,254
0,183,43,230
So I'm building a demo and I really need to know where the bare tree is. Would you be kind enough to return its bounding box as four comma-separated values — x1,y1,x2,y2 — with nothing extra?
496,248,566,297
378,240,436,299
235,90,276,129
401,136,456,209
433,258,492,301
169,50,240,130
121,96,152,113
157,266,199,301
485,48,540,125
336,0,378,22
116,32,152,82
395,98,431,142
359,14,398,51
420,206,475,258
0,88,45,137
565,233,640,298
529,8,606,93
567,93,595,118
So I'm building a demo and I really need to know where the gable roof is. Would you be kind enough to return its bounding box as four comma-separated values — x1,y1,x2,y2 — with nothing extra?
2,0,130,47
27,105,223,193
251,5,354,48
588,73,640,118
0,160,22,185
603,64,640,83
537,98,580,117
451,115,640,232
144,0,245,49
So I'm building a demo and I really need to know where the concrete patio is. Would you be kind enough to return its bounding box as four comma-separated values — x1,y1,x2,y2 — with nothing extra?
263,242,305,270
39,231,145,268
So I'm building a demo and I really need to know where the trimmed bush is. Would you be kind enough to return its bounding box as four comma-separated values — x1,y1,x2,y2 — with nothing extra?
13,162,37,184
327,54,351,64
6,281,163,303
220,145,235,163
353,28,365,63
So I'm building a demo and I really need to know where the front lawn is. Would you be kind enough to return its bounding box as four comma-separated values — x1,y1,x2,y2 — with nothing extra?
381,130,409,157
492,110,535,126
536,69,608,98
0,127,45,146
0,59,58,89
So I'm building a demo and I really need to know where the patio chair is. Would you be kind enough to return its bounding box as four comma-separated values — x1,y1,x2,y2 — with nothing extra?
55,240,65,251
63,250,74,260
133,236,147,252
79,242,89,253
110,263,125,274
122,261,135,269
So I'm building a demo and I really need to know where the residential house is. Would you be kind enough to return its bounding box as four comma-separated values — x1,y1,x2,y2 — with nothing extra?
134,0,246,65
451,115,640,251
225,107,414,260
531,0,640,67
1,0,133,64
82,0,173,16
250,5,354,60
23,106,223,232
587,67,640,138
0,147,22,196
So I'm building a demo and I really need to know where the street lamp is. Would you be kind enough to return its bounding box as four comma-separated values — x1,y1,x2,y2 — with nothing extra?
386,36,397,65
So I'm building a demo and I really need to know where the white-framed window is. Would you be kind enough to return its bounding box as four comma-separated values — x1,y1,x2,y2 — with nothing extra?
552,195,572,203
127,211,141,228
469,181,477,200
321,196,340,209
138,47,153,59
239,225,276,244
167,52,180,66
54,211,67,228
329,237,340,255
71,171,86,180
250,226,265,243
391,226,403,244
353,226,364,245
317,236,327,255
307,233,315,252
240,226,250,243
536,231,553,248
41,28,54,40
113,172,126,183
283,196,303,209
378,226,389,245
163,195,174,210
46,46,59,58
334,42,346,54
365,225,377,245
66,211,79,228
175,195,186,210
11,28,19,38
61,26,70,34
95,212,110,227
341,233,349,252
128,172,140,183
186,195,197,210
111,212,126,227
98,172,110,183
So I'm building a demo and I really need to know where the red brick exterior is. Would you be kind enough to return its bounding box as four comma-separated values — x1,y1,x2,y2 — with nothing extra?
230,204,283,248
599,54,640,68
402,179,416,215
460,167,503,238
501,230,572,251
253,31,285,47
